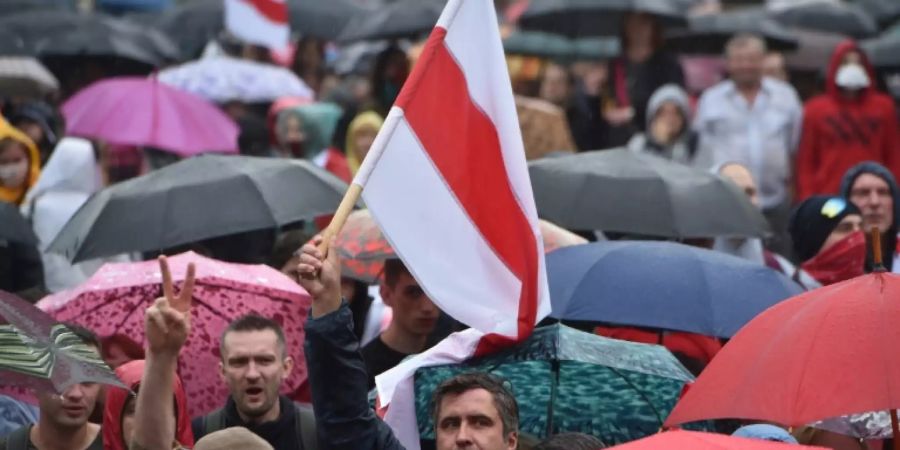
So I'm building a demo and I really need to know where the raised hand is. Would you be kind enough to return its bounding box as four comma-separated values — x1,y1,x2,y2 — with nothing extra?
295,235,342,317
145,256,196,356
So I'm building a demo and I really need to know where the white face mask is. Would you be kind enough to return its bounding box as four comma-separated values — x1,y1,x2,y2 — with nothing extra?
836,64,870,90
0,160,28,188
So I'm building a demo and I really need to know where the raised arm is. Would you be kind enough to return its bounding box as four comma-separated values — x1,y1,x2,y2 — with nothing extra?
132,256,195,450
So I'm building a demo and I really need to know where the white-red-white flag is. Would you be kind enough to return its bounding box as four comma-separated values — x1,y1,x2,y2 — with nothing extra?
224,0,289,50
350,0,551,447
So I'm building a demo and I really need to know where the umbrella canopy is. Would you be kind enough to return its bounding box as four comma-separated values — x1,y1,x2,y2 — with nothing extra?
769,1,878,39
0,290,124,393
606,430,826,450
855,0,900,27
519,0,687,39
414,324,700,445
336,210,586,283
0,202,38,246
862,34,900,69
37,252,312,417
503,31,620,61
48,154,349,263
0,10,178,67
528,149,770,239
158,57,314,104
337,0,445,43
665,9,799,54
547,241,802,338
0,56,59,98
784,29,846,73
665,272,900,428
61,77,239,156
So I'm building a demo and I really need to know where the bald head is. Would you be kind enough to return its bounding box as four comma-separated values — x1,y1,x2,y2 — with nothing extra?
719,163,760,208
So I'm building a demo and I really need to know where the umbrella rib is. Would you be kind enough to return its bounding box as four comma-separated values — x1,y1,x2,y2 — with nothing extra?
606,366,667,427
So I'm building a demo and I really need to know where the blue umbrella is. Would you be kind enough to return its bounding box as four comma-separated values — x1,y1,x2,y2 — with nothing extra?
547,241,803,338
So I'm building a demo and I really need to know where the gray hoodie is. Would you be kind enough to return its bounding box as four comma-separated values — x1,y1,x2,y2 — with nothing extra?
627,84,712,169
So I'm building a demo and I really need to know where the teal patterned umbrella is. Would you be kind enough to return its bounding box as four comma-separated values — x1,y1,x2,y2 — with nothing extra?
0,290,124,393
414,324,708,446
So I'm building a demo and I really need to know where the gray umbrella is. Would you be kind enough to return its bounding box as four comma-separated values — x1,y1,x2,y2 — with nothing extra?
769,1,878,39
528,149,770,239
48,154,350,263
519,0,687,39
665,8,799,54
337,0,445,43
862,34,900,69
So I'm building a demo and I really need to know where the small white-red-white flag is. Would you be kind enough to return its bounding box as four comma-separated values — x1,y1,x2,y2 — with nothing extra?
224,0,289,50
350,0,551,447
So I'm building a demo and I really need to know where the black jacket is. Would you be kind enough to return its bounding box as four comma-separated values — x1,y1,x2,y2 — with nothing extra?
305,302,405,450
191,395,307,450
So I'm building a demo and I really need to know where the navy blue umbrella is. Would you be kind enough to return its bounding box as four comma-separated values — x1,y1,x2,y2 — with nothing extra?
547,241,803,338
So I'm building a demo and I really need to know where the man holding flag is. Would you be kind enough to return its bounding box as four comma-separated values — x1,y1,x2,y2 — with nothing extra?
297,0,549,448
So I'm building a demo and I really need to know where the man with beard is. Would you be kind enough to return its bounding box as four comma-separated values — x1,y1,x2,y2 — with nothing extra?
191,315,317,450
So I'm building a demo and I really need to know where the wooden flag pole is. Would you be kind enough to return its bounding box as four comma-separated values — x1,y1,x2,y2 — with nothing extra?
317,183,363,255
891,409,900,450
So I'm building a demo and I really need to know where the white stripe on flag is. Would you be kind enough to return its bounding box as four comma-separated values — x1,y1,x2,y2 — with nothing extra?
224,0,289,50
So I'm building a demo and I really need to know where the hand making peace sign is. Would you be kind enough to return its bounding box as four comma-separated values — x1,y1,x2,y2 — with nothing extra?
145,256,196,356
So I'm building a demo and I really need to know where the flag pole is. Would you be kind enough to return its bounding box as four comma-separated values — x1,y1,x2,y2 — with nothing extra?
317,111,405,254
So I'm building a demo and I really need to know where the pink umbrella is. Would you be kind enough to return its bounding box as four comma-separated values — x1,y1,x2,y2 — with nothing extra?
38,252,311,417
61,77,239,157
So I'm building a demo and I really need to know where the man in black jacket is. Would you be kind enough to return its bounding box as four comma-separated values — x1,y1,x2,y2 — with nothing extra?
298,236,520,450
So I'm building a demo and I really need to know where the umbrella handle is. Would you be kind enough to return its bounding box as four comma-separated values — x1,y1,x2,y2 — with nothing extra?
318,184,363,256
873,227,887,273
891,409,900,450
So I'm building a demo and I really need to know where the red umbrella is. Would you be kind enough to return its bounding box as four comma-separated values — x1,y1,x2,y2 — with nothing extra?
606,430,826,450
336,209,586,282
37,251,312,418
664,271,900,431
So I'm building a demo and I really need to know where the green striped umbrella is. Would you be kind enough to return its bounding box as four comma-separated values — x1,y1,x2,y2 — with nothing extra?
0,290,124,393
414,324,712,446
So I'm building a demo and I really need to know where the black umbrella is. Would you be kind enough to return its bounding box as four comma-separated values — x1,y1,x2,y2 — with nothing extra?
665,8,799,54
528,149,770,239
0,290,124,393
0,10,178,67
862,34,900,69
48,154,350,263
503,31,620,61
0,202,38,246
337,0,445,43
519,0,687,39
769,1,878,39
854,0,900,27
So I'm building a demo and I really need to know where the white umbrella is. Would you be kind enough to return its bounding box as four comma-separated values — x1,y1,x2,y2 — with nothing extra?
157,56,314,103
0,56,59,98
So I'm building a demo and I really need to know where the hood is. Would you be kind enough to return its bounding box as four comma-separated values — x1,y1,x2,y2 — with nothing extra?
345,111,384,176
839,161,900,230
103,360,194,450
276,102,343,159
645,84,691,139
825,40,878,99
0,118,41,205
23,138,99,203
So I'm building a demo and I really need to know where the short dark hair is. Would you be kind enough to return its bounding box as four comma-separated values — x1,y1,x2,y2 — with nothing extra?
64,323,101,352
383,258,410,287
431,372,519,437
534,432,606,450
220,315,287,359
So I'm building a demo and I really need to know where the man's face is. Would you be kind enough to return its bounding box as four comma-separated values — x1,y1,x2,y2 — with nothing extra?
435,388,517,450
727,44,764,88
849,173,894,233
719,163,760,209
820,215,863,253
37,381,101,429
220,329,293,421
381,272,439,337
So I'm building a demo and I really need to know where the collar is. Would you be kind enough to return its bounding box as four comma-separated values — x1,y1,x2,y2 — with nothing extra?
224,395,294,429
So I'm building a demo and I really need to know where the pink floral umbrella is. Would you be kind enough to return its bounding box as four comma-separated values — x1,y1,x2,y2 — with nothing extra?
37,252,311,417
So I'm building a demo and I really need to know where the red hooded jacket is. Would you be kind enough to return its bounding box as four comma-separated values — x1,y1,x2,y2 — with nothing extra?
102,360,194,450
795,40,900,201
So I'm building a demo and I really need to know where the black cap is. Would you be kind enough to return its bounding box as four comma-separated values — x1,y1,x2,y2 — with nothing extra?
789,196,861,262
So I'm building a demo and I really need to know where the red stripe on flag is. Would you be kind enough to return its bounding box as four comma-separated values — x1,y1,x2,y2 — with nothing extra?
396,28,540,353
245,0,288,23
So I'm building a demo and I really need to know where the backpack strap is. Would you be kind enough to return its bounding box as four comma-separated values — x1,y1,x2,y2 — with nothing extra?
294,403,317,450
203,407,227,438
5,426,31,450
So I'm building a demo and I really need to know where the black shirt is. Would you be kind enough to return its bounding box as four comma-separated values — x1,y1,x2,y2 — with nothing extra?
360,337,410,390
191,395,301,450
0,425,102,450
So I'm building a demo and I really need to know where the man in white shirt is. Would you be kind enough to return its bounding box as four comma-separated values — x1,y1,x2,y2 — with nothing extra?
694,33,803,255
